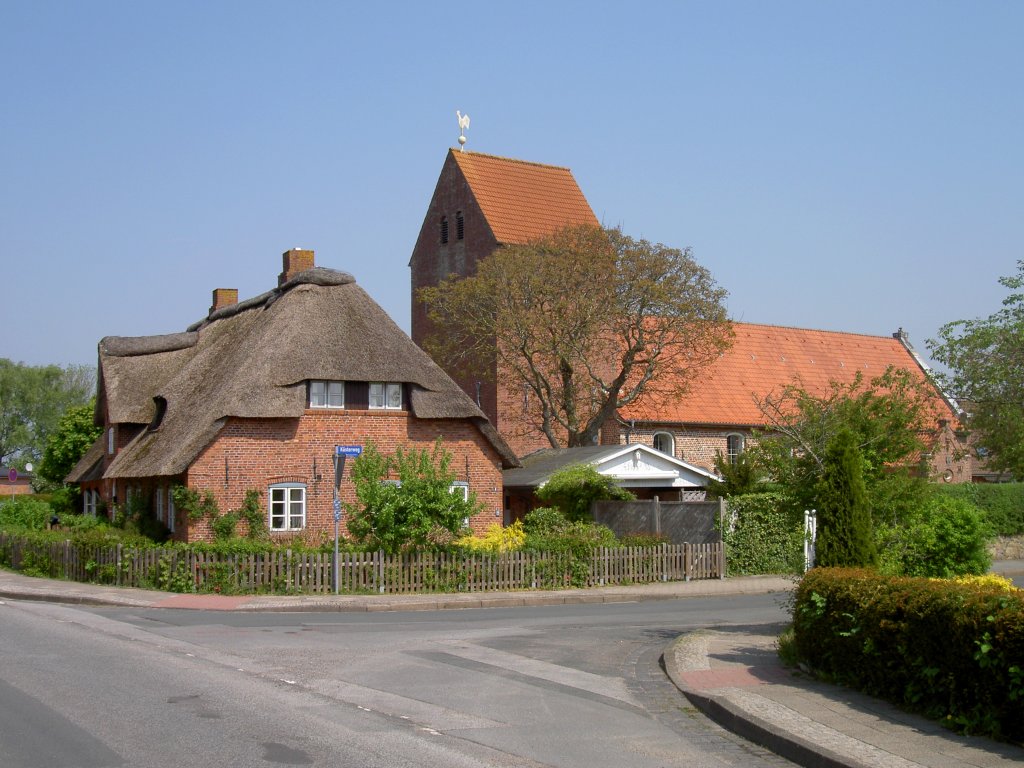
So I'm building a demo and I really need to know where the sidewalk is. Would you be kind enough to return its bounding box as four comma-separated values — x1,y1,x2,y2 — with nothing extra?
0,567,793,611
2,562,1022,768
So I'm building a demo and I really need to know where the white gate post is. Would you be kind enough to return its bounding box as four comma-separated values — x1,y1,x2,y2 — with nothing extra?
803,509,817,572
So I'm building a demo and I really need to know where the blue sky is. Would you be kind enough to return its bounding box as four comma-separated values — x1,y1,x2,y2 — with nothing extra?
2,1,1021,370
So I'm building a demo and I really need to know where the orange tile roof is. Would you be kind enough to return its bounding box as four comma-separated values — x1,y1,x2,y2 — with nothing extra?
451,150,598,244
620,323,954,427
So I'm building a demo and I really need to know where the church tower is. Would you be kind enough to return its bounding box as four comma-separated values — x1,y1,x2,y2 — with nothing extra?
409,148,597,457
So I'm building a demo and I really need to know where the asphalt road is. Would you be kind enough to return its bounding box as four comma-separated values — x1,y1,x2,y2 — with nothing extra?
0,592,796,767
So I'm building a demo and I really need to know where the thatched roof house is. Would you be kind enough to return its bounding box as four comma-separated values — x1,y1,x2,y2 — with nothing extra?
70,250,517,541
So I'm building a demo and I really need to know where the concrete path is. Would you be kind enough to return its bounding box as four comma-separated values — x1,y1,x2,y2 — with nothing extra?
2,562,1022,768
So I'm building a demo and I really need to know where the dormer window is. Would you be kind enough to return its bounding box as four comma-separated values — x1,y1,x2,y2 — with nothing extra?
456,211,464,240
309,380,344,409
440,216,449,244
148,396,167,431
369,382,403,410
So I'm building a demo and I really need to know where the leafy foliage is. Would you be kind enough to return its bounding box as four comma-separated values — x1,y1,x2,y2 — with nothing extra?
876,493,992,577
707,449,763,498
421,224,731,447
535,463,634,522
346,440,482,554
815,430,876,568
928,261,1024,479
719,492,805,575
0,360,94,468
753,367,938,520
37,401,102,490
792,568,1024,741
935,481,1024,537
0,496,53,530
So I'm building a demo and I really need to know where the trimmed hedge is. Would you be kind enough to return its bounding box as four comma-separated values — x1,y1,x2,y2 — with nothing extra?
793,568,1024,742
720,492,805,575
937,482,1024,536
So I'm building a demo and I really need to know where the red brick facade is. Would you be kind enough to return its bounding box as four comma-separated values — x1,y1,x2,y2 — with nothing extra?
181,411,505,542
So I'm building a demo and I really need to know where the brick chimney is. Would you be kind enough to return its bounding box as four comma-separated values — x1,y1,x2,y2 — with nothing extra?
279,248,315,286
209,288,238,315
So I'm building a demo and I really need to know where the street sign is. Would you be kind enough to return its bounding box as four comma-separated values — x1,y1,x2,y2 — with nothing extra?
333,498,341,522
335,445,362,457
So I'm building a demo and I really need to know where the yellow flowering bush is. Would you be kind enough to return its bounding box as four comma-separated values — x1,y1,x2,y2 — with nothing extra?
944,573,1021,593
456,521,525,553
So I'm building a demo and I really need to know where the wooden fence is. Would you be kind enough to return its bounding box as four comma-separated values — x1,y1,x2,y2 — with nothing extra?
0,533,724,595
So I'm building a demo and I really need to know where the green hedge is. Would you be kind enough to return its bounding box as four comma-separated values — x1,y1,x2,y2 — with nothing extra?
720,492,805,575
793,568,1024,742
936,483,1024,536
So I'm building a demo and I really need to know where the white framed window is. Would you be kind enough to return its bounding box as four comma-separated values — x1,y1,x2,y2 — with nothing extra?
107,427,115,454
450,482,470,528
369,382,402,410
309,380,344,408
449,481,469,501
83,489,97,516
269,483,306,531
726,434,745,465
653,432,674,456
155,487,164,523
166,486,175,533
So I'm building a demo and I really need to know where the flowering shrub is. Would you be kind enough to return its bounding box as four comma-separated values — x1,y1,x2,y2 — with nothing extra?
456,521,526,554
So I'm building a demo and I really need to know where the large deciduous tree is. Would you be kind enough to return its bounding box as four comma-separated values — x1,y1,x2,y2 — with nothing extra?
420,225,731,448
752,367,941,521
927,261,1024,480
37,401,103,490
0,360,95,468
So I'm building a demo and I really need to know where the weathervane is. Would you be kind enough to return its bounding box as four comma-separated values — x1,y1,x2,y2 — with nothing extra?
456,110,470,151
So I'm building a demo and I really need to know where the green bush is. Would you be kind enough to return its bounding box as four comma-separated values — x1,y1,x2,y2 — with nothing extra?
876,493,992,577
522,506,569,535
346,440,482,553
535,464,634,522
793,568,1024,741
936,482,1024,537
720,492,805,575
0,496,52,530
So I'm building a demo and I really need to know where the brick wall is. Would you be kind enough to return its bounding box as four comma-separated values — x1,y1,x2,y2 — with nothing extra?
182,410,505,543
611,425,756,473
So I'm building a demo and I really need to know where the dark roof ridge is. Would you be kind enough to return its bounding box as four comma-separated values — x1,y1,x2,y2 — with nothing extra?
450,148,573,172
187,267,356,331
101,332,199,357
732,321,904,341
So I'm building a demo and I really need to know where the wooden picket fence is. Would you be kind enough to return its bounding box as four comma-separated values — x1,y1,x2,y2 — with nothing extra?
0,533,724,595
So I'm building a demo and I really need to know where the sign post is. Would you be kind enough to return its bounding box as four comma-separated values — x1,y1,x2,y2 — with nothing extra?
333,446,362,595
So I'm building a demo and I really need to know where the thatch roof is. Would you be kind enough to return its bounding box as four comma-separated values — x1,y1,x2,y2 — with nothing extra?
97,268,518,480
66,434,106,484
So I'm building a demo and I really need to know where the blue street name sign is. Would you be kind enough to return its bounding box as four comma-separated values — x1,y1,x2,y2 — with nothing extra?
336,445,363,457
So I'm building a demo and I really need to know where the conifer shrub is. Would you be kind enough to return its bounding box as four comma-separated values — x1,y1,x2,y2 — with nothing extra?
815,430,876,567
